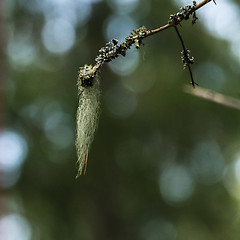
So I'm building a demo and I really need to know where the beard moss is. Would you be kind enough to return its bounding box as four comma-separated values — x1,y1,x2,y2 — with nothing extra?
76,65,101,176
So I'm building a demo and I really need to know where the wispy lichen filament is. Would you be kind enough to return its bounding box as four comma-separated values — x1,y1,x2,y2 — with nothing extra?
76,65,101,176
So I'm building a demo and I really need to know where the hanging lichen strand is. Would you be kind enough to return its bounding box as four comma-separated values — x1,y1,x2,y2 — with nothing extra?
75,27,147,176
76,65,101,176
75,0,216,176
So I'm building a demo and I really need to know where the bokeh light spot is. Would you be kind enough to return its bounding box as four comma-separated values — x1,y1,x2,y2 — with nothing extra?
159,165,194,204
107,0,139,13
223,161,240,200
19,0,93,27
0,214,32,240
42,18,76,54
234,157,240,185
108,48,139,76
105,14,137,43
190,140,224,185
44,110,74,149
0,130,28,172
195,62,225,91
121,66,156,93
7,31,37,68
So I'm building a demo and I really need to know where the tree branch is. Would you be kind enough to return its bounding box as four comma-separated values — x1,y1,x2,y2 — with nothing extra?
76,0,218,176
174,26,196,88
78,0,216,89
145,0,214,37
183,86,240,111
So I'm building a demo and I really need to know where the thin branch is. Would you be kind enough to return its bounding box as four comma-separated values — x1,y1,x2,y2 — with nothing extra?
78,0,216,88
195,0,216,10
174,26,196,88
146,0,215,37
145,24,171,37
174,26,186,52
183,85,240,111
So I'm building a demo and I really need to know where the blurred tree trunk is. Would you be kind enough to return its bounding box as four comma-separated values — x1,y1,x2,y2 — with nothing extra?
0,0,6,224
0,2,6,129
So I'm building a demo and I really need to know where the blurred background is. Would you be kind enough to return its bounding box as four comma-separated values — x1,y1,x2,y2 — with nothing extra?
1,0,240,239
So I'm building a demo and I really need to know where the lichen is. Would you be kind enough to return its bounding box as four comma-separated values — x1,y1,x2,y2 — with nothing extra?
76,74,101,176
78,64,96,88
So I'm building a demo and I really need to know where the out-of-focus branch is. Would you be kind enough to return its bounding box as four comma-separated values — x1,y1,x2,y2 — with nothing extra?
183,85,240,111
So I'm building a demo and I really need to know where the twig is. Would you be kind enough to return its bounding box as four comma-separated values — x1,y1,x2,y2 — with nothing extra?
195,0,216,10
78,0,216,88
183,85,240,111
145,0,215,37
145,24,171,36
174,26,196,88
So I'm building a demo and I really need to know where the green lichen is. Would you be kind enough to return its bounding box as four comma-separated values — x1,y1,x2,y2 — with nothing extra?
78,64,96,88
124,26,147,49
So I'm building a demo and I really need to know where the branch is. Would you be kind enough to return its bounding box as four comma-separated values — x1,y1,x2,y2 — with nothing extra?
136,0,213,37
78,0,216,89
174,26,196,88
183,86,240,111
76,0,217,176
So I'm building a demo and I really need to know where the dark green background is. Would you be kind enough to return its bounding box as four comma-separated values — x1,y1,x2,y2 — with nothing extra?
2,0,240,239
